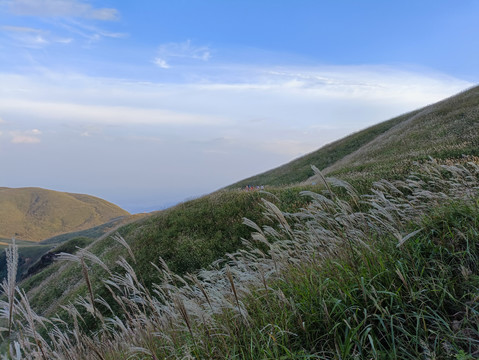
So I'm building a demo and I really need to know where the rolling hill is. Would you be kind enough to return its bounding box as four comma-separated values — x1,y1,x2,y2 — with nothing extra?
0,187,130,241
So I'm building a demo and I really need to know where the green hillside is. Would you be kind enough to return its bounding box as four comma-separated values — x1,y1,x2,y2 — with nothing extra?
18,187,315,317
322,86,479,179
0,187,130,241
229,86,479,188
12,85,477,318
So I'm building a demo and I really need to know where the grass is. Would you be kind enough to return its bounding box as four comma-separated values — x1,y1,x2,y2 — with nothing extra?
40,216,130,245
1,159,478,359
323,85,479,181
0,244,53,281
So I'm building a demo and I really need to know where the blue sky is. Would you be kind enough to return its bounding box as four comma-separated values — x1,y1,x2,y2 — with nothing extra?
0,0,477,213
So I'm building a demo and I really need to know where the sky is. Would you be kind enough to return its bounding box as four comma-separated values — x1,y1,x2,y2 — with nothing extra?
0,0,477,213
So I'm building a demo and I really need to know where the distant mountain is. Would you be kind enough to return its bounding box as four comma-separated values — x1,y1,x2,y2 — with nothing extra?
0,187,130,241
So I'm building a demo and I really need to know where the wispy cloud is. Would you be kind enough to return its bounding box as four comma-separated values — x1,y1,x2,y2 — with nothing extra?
0,98,228,126
9,129,42,144
154,40,211,69
154,58,170,69
3,66,474,165
1,23,74,47
7,0,119,20
1,25,43,33
53,18,126,45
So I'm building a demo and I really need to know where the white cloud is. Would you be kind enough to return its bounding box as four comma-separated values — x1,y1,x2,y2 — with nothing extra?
9,129,42,144
8,0,119,20
154,40,211,68
53,19,126,45
0,66,472,173
153,58,170,69
11,135,40,144
1,23,77,47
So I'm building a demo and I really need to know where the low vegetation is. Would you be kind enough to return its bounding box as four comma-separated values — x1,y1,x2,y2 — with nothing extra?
11,187,317,319
1,160,478,359
323,86,479,181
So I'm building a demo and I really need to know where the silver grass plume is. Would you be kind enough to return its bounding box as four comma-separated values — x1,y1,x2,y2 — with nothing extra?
2,238,19,335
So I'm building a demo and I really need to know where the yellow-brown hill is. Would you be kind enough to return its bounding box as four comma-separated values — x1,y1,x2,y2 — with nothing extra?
0,187,129,241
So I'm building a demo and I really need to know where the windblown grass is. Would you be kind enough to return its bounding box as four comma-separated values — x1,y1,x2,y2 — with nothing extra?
1,160,479,359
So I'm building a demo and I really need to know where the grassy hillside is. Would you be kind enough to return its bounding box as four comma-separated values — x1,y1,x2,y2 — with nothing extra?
0,187,130,241
2,86,479,358
11,86,479,317
4,160,479,359
229,85,479,188
17,186,318,317
323,85,479,180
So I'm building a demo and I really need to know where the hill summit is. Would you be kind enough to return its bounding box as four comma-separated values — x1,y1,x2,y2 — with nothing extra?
0,187,129,241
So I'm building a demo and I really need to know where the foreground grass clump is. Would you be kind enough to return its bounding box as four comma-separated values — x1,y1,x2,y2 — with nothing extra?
256,204,479,359
1,160,479,359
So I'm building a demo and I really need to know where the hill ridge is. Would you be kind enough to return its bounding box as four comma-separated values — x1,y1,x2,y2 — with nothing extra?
229,85,479,187
322,85,479,178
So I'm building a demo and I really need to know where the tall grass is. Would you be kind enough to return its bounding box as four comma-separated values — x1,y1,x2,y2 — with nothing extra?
1,159,479,359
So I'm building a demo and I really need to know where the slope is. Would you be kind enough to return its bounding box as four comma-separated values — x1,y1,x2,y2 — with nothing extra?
0,187,130,241
322,86,479,179
229,85,479,188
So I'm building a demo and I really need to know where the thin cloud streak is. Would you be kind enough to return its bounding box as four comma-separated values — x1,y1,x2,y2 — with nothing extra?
7,0,119,20
154,40,211,69
0,98,228,126
11,135,40,144
1,25,43,33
